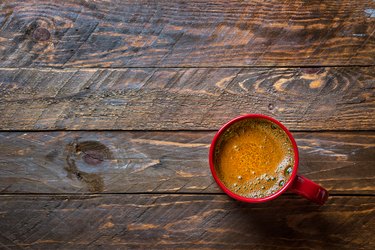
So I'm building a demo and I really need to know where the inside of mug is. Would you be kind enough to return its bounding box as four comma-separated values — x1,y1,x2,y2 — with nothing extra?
213,117,297,200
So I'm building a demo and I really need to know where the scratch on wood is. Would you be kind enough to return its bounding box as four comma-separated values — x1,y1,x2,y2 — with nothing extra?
63,22,100,67
130,159,161,173
131,138,209,148
127,223,158,230
99,221,115,230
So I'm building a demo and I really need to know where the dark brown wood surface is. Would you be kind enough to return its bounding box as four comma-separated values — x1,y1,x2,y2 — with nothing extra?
0,131,374,194
0,195,374,249
0,0,374,249
1,67,374,130
0,0,374,67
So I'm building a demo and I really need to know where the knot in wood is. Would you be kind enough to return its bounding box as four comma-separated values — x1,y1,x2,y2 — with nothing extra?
75,141,112,166
33,27,50,42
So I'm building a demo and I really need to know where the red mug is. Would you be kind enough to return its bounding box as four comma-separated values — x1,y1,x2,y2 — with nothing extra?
209,114,329,205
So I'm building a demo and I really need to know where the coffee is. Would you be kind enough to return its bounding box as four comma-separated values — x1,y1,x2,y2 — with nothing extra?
214,118,295,198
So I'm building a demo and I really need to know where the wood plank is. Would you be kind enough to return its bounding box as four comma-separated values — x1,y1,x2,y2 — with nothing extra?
0,194,373,249
0,0,374,67
1,67,374,130
0,131,373,194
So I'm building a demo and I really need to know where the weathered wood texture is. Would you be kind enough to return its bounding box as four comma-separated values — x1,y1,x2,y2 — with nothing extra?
0,195,374,249
1,67,374,130
0,0,374,67
0,131,373,194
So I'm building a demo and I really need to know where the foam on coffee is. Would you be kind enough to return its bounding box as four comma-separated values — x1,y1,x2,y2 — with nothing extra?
214,118,295,198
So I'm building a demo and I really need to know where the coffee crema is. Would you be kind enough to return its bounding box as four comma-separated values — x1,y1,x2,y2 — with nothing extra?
214,118,295,198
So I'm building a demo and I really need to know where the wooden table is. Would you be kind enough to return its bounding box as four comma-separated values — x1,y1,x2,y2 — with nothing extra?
0,1,374,249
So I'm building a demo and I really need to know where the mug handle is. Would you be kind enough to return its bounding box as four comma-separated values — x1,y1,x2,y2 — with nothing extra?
290,175,329,205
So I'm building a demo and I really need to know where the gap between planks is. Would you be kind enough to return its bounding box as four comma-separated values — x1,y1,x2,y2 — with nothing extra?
0,65,374,70
1,129,375,133
0,193,373,197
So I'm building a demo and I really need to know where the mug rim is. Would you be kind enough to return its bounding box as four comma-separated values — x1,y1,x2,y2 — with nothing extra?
209,114,299,203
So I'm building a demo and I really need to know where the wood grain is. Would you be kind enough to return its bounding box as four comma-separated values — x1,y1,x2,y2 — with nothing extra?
1,67,374,130
0,131,373,194
0,194,374,249
0,0,374,67
1,1,373,248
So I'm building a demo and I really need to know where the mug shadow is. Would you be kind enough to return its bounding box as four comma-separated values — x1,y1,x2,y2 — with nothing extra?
222,195,341,248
